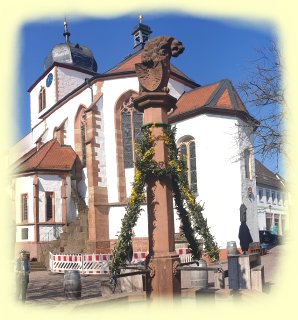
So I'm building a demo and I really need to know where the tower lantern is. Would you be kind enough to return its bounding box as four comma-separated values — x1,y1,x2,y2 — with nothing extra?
132,15,152,52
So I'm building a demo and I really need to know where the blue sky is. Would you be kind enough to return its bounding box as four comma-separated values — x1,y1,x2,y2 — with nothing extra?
18,14,278,170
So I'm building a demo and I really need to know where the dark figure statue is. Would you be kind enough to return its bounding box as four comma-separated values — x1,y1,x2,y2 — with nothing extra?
135,36,185,93
238,204,253,254
16,250,31,301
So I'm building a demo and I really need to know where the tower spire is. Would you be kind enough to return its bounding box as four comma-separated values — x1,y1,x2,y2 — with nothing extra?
63,18,71,44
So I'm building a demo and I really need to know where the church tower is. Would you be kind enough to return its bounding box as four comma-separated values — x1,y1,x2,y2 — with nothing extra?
132,15,152,52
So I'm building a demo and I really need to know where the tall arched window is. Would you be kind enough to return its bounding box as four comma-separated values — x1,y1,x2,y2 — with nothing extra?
39,86,46,112
121,97,143,168
244,148,252,179
179,137,198,194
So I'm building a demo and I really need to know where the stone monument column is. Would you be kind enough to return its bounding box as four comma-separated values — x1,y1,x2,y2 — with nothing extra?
134,36,185,299
134,93,180,298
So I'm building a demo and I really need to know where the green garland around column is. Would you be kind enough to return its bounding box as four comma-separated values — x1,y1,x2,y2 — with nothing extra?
110,123,219,279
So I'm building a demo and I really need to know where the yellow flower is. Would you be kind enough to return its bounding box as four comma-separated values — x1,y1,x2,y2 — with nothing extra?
142,147,154,161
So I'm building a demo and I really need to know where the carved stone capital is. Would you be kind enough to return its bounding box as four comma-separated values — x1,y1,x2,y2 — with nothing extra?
148,260,156,278
173,260,180,276
133,92,177,114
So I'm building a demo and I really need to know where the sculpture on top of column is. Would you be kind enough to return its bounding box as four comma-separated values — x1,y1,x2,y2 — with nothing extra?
135,36,184,93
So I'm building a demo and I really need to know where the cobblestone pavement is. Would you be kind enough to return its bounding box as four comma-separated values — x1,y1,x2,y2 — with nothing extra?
22,244,284,306
24,272,107,306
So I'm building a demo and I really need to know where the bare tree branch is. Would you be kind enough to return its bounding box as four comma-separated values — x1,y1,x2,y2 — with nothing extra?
236,41,284,171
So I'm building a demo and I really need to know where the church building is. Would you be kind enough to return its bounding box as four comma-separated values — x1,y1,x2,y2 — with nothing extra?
11,20,261,260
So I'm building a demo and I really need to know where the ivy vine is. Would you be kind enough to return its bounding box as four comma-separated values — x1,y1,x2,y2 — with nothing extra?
110,123,219,278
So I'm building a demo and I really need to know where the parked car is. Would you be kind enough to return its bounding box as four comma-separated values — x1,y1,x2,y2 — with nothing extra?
259,230,280,245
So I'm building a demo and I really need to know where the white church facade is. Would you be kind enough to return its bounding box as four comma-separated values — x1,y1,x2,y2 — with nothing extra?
11,20,262,260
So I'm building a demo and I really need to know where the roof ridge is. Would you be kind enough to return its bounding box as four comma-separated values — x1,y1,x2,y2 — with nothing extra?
204,79,227,107
224,80,240,111
226,80,249,112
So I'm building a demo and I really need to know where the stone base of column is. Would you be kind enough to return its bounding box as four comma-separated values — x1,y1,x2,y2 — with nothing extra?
146,253,181,299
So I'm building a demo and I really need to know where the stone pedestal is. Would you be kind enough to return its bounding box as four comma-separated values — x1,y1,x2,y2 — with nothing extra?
134,92,181,299
228,253,261,289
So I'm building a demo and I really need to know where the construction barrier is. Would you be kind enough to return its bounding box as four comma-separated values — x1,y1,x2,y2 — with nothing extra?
49,249,193,274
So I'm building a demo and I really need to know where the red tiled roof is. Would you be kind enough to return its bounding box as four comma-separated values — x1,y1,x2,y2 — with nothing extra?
174,82,220,115
105,51,197,85
215,88,232,109
16,139,77,173
107,53,142,73
169,79,251,121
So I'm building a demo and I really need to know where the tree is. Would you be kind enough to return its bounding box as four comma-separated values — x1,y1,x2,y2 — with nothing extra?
237,41,284,172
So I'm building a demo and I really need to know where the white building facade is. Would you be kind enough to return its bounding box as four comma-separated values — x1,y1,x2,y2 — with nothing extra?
255,160,288,235
11,21,263,260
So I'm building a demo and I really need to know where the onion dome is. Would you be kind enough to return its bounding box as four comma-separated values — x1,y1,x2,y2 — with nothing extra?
44,20,98,72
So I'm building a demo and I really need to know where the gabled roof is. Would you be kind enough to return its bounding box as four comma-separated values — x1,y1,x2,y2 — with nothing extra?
255,160,284,189
104,51,199,87
15,139,77,174
169,79,257,124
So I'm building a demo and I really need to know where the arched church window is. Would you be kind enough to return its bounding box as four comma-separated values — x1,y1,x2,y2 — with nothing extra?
81,113,87,167
244,148,252,179
45,192,55,221
179,138,198,194
21,193,28,222
39,86,46,112
121,97,143,168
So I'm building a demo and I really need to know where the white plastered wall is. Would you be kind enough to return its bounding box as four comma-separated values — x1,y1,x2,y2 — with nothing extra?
38,175,62,223
30,68,58,129
15,176,35,242
101,77,139,203
173,113,245,249
109,205,148,239
102,76,194,237
15,176,34,224
31,87,92,147
237,119,259,242
57,67,92,100
30,66,93,129
101,76,194,203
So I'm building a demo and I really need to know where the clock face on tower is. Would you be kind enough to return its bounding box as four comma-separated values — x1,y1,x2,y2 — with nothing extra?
46,73,53,87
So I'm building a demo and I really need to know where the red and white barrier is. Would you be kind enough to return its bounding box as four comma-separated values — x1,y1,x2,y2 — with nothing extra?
49,249,192,274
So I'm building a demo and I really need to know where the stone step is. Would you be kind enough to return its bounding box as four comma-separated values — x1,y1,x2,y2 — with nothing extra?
30,261,47,271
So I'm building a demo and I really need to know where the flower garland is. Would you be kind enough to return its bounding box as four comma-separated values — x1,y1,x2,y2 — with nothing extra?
110,123,219,278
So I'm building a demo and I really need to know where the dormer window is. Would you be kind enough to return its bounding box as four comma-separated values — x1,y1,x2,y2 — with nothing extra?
39,86,46,112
